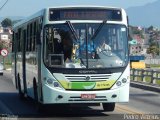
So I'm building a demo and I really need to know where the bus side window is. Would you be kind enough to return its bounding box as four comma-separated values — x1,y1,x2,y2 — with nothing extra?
12,32,15,53
53,29,63,54
18,28,22,52
29,23,32,51
47,28,54,53
36,18,42,45
32,21,36,51
26,25,29,51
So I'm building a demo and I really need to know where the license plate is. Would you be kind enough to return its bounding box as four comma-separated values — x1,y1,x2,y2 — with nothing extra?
81,94,96,100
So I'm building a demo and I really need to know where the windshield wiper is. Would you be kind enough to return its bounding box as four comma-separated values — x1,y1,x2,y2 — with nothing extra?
91,20,107,40
66,21,79,41
66,21,86,66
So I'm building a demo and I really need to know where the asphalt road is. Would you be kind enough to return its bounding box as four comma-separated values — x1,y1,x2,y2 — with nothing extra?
0,70,160,120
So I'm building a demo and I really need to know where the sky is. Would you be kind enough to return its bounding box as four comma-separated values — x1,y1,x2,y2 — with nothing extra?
0,0,158,17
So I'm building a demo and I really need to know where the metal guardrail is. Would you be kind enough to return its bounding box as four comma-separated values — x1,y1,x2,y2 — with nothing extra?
145,59,160,64
130,69,160,86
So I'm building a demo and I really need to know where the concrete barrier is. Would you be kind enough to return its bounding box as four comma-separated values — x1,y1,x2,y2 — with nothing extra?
130,68,160,93
130,81,160,93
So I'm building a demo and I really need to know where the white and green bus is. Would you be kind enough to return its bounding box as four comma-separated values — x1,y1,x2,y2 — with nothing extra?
12,6,130,111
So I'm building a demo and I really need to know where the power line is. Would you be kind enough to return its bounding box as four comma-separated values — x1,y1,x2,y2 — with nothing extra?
0,0,9,11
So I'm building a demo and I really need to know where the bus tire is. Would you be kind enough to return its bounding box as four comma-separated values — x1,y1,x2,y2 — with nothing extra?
33,79,38,102
102,103,115,111
17,74,24,99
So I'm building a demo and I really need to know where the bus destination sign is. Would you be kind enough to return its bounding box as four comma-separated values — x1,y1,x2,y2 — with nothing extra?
49,8,122,21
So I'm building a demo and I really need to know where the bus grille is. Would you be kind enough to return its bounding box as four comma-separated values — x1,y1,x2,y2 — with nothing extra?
64,74,112,81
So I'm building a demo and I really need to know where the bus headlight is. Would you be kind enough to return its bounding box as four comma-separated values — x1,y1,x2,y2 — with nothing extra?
46,78,62,88
53,82,60,87
46,78,53,84
122,78,127,83
116,81,122,86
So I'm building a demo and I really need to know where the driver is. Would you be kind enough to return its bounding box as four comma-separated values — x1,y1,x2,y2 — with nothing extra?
96,36,111,53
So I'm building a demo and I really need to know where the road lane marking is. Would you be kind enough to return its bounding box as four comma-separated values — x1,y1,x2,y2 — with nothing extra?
116,104,145,114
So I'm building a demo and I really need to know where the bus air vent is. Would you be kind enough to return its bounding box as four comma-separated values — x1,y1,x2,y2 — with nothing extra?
64,74,112,81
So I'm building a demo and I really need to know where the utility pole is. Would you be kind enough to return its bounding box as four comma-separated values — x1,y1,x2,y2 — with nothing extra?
0,0,9,69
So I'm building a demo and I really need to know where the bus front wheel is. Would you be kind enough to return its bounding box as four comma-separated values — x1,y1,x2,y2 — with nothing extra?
33,79,44,112
102,103,115,111
33,79,38,102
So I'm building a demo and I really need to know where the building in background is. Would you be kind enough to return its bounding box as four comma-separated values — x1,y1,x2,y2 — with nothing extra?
0,26,12,50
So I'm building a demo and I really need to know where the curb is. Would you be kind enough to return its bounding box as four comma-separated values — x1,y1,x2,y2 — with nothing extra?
130,81,160,93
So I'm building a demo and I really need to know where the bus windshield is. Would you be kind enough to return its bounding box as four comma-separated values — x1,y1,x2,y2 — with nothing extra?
44,23,128,69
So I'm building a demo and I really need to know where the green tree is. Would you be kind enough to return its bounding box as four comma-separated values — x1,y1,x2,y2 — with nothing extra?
147,42,160,58
0,41,7,51
130,26,144,39
0,42,3,50
1,18,12,27
148,26,154,31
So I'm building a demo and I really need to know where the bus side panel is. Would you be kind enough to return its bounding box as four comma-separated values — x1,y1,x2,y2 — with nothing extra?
25,19,42,99
11,52,16,87
17,52,24,92
25,52,38,99
11,32,17,88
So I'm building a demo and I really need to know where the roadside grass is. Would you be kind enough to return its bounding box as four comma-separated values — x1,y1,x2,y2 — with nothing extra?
156,79,160,85
146,64,160,68
2,59,12,70
1,55,12,70
4,62,12,70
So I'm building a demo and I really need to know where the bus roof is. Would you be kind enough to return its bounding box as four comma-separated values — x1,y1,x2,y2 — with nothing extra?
13,9,45,29
45,5,124,10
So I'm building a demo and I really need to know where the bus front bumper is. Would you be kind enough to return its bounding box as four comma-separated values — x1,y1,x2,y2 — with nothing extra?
42,83,129,104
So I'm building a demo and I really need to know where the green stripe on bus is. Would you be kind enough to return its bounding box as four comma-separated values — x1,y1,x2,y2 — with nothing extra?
58,80,116,90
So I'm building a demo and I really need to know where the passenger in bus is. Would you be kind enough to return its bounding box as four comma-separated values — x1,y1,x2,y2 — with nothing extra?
61,32,73,61
54,38,63,54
